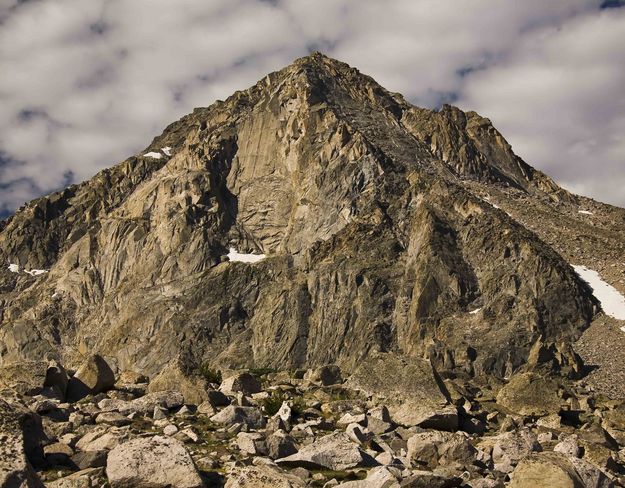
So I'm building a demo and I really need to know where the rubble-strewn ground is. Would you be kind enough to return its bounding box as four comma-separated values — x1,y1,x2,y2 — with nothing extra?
3,360,625,488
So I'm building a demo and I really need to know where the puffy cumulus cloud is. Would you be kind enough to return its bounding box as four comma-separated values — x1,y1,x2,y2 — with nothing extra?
457,8,625,205
0,0,622,215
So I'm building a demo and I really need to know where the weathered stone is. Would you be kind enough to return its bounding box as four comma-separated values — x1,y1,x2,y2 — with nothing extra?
46,468,104,488
220,373,262,396
67,355,116,402
305,365,342,386
348,355,457,430
400,470,463,487
236,432,267,455
95,412,130,427
336,466,401,487
225,464,306,487
554,435,582,458
44,360,69,399
106,435,203,488
508,452,612,488
211,405,266,429
366,405,394,434
276,432,376,470
43,442,74,467
406,430,453,468
0,398,45,488
147,360,211,405
345,423,373,444
496,372,562,417
75,427,127,452
98,390,184,415
266,431,298,459
489,429,542,473
71,450,108,469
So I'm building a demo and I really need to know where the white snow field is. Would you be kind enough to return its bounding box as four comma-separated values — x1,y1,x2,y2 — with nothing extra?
578,210,594,215
8,263,19,273
162,146,172,156
573,265,625,321
143,151,162,159
227,248,266,263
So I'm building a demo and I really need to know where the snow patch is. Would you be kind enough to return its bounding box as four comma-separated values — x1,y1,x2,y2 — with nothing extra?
144,151,162,159
573,265,625,321
24,269,48,276
227,248,266,263
8,263,19,273
578,210,593,215
162,146,172,156
469,308,482,315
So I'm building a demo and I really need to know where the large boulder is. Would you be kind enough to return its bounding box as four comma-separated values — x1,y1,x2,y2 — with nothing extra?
67,355,116,402
219,372,262,396
98,390,184,415
496,372,562,417
147,360,210,405
304,365,342,386
210,405,266,429
106,435,203,488
347,354,457,430
508,452,612,488
225,464,306,487
0,398,45,488
276,432,376,470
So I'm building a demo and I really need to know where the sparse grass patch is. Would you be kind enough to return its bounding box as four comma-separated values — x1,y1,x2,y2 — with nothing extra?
199,364,222,384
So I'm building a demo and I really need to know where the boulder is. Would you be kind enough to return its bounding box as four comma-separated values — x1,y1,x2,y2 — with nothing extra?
46,468,105,488
496,372,561,417
75,427,128,452
336,466,401,487
347,354,457,430
236,432,267,456
401,470,463,487
225,464,306,487
67,355,116,401
98,390,184,415
276,432,376,470
210,405,266,429
0,398,45,488
95,412,130,427
406,430,453,468
219,372,262,396
71,450,108,469
508,452,612,488
44,360,69,399
304,365,342,386
147,360,211,405
266,431,298,459
106,435,203,488
366,406,394,434
490,429,542,473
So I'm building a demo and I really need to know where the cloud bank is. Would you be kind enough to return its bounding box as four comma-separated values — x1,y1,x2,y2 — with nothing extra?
0,0,623,215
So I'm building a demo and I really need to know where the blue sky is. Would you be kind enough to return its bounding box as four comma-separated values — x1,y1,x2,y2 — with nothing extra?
0,0,624,217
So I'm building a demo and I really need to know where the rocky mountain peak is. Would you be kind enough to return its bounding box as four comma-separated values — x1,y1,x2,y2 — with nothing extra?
0,53,606,391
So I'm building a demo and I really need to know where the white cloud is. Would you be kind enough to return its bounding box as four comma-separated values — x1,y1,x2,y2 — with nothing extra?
0,0,623,214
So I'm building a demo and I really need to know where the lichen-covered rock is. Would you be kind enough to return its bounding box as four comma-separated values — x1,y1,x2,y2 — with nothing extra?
219,372,262,396
496,372,562,417
147,360,210,405
225,464,306,488
210,405,266,429
106,435,203,488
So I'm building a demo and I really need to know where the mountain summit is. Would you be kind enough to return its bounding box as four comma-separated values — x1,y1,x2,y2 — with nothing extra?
0,52,620,389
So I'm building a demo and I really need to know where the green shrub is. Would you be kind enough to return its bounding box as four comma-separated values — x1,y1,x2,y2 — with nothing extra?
261,391,286,416
199,364,222,385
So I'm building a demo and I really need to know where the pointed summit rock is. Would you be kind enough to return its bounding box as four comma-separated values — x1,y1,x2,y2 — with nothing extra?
0,54,599,388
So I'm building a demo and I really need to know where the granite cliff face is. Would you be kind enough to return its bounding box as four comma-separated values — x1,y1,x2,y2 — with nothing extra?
0,53,604,388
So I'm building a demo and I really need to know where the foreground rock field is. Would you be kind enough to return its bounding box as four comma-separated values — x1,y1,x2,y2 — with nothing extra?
2,354,625,487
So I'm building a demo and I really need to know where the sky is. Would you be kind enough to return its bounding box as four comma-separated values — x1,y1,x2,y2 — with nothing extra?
0,0,624,216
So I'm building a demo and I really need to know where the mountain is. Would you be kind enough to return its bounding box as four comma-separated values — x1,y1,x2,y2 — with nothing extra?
5,52,625,487
1,52,624,393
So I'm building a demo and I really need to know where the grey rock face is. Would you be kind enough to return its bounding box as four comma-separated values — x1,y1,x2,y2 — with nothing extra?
0,53,596,390
210,405,266,429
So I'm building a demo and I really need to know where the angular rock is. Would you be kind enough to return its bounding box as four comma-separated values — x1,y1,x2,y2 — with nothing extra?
508,452,612,488
401,470,463,487
496,372,562,417
236,432,267,455
67,355,116,402
348,355,457,430
95,412,131,427
366,406,394,434
106,435,203,488
71,450,108,469
406,430,453,468
147,360,211,405
336,466,401,487
210,405,266,429
276,432,376,470
219,372,262,396
304,365,342,386
44,360,69,399
266,430,298,459
225,464,306,487
0,398,45,488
